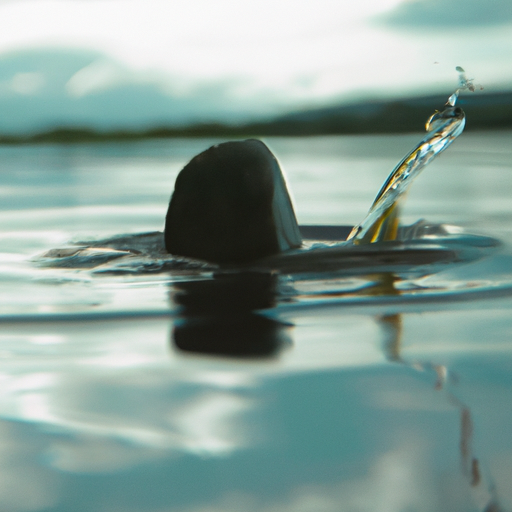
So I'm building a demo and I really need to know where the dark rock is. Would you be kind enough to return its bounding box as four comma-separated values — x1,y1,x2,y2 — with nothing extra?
164,139,302,264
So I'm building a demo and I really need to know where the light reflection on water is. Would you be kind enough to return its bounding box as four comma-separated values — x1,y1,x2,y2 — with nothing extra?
1,134,512,511
3,304,512,511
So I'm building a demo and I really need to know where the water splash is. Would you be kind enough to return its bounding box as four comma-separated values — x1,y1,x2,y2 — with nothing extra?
447,66,482,106
347,67,479,245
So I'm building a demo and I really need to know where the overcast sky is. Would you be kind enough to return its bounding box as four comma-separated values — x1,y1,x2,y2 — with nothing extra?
0,0,511,129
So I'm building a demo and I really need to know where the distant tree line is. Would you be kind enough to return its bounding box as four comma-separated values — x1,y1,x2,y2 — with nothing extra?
1,90,511,144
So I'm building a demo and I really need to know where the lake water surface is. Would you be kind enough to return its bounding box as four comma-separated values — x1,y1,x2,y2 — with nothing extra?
1,133,512,512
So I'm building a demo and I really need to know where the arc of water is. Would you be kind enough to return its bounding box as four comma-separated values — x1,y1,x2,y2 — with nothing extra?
347,67,478,245
347,104,465,244
347,103,465,245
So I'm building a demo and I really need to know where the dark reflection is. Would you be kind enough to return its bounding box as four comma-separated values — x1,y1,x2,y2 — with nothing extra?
380,313,403,363
170,271,292,357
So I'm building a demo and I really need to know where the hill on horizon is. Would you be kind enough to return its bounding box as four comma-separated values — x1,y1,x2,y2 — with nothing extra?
1,88,510,144
258,89,512,135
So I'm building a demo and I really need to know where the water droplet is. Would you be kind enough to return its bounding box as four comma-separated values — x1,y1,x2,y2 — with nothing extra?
447,92,458,106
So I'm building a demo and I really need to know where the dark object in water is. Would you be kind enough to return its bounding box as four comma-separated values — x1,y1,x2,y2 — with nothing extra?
165,139,302,264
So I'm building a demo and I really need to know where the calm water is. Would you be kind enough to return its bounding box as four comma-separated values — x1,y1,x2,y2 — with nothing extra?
1,133,512,512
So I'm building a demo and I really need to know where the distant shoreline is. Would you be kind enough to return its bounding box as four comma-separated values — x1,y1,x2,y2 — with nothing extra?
1,90,511,144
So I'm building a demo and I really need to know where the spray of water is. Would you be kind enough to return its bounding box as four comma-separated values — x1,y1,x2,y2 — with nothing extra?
447,66,482,106
347,67,480,245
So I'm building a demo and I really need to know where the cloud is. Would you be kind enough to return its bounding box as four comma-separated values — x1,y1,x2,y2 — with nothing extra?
0,47,276,133
378,0,512,28
65,59,130,97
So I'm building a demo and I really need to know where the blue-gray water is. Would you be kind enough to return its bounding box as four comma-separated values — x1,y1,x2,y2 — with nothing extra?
1,133,512,512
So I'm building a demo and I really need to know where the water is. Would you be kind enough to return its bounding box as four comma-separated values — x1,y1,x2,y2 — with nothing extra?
1,133,512,511
348,101,465,244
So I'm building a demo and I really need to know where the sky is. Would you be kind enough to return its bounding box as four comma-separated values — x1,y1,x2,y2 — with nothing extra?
0,0,511,131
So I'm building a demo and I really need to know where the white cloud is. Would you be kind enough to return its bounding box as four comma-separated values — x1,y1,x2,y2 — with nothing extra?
65,59,127,97
0,0,510,121
0,0,470,100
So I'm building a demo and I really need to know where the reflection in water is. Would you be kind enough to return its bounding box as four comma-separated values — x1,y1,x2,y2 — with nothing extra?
379,313,402,363
459,407,480,487
342,266,506,510
171,271,292,357
377,303,504,511
1,278,512,511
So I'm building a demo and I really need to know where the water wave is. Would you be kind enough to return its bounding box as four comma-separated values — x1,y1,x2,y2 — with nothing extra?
5,222,506,324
